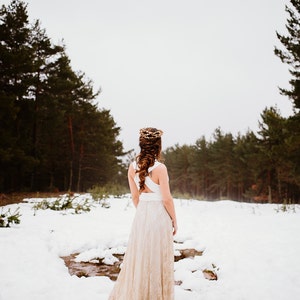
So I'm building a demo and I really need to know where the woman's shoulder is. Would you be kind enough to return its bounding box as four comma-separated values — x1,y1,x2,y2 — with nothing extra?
156,161,166,167
152,161,167,173
154,163,169,181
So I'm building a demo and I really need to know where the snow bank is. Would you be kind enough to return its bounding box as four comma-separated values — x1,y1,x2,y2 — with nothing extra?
0,196,299,300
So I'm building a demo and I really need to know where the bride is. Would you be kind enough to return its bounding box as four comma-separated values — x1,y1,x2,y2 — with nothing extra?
108,127,178,300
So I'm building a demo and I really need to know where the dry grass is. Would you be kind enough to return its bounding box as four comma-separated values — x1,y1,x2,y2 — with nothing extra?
0,192,68,207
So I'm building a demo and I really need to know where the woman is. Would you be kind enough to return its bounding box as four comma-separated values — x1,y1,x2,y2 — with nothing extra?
109,127,178,300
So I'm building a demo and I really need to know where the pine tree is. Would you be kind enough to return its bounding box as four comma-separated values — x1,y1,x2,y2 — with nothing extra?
257,107,296,202
194,136,211,199
275,0,300,110
209,128,236,199
234,131,260,201
274,0,300,203
29,20,64,189
0,0,35,190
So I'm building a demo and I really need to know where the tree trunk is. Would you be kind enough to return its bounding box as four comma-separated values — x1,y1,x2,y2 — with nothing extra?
268,185,272,204
76,143,84,192
277,168,282,202
31,70,41,190
68,115,75,191
267,169,272,203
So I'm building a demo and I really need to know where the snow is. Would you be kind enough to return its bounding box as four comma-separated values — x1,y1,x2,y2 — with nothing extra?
1,195,300,300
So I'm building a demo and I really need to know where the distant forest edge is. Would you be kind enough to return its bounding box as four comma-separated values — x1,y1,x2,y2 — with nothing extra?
1,1,300,203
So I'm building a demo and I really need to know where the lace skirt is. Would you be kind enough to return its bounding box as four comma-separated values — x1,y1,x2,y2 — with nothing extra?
108,198,174,300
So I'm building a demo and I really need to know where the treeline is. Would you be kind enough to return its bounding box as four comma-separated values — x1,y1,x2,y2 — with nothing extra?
0,1,126,193
164,0,300,204
164,107,300,203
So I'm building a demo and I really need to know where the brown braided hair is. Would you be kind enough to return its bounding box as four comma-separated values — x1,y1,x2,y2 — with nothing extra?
136,127,163,191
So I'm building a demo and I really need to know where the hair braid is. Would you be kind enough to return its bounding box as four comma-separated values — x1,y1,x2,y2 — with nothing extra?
136,127,163,191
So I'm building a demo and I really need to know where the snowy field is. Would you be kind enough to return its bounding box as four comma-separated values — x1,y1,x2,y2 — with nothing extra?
0,194,300,300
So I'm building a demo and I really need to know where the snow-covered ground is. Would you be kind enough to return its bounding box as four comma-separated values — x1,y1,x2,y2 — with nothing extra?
0,195,300,300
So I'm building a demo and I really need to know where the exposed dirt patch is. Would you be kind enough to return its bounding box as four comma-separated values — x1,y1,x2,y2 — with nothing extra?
61,248,203,282
202,269,218,280
61,253,123,281
174,248,203,262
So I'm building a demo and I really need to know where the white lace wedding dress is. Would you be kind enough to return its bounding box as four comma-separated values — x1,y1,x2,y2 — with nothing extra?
108,161,174,300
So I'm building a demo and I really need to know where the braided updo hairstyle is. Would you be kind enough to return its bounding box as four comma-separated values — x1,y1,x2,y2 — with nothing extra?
136,127,163,191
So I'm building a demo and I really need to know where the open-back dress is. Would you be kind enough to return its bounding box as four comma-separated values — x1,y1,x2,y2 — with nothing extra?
108,161,174,300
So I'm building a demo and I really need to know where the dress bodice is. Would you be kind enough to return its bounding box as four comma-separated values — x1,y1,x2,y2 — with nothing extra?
132,160,163,201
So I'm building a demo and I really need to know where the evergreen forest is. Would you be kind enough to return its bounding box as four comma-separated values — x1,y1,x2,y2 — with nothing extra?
0,0,126,193
1,0,300,203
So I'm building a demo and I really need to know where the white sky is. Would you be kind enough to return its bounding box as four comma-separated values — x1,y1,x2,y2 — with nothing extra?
3,0,294,151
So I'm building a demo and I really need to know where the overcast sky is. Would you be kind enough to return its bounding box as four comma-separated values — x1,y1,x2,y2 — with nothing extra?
3,0,294,151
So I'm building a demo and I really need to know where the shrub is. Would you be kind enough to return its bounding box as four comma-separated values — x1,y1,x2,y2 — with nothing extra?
33,193,93,214
88,183,129,208
275,203,296,213
0,207,21,227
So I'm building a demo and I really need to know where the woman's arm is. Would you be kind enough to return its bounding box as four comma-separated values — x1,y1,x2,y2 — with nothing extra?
127,163,139,207
158,164,178,235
